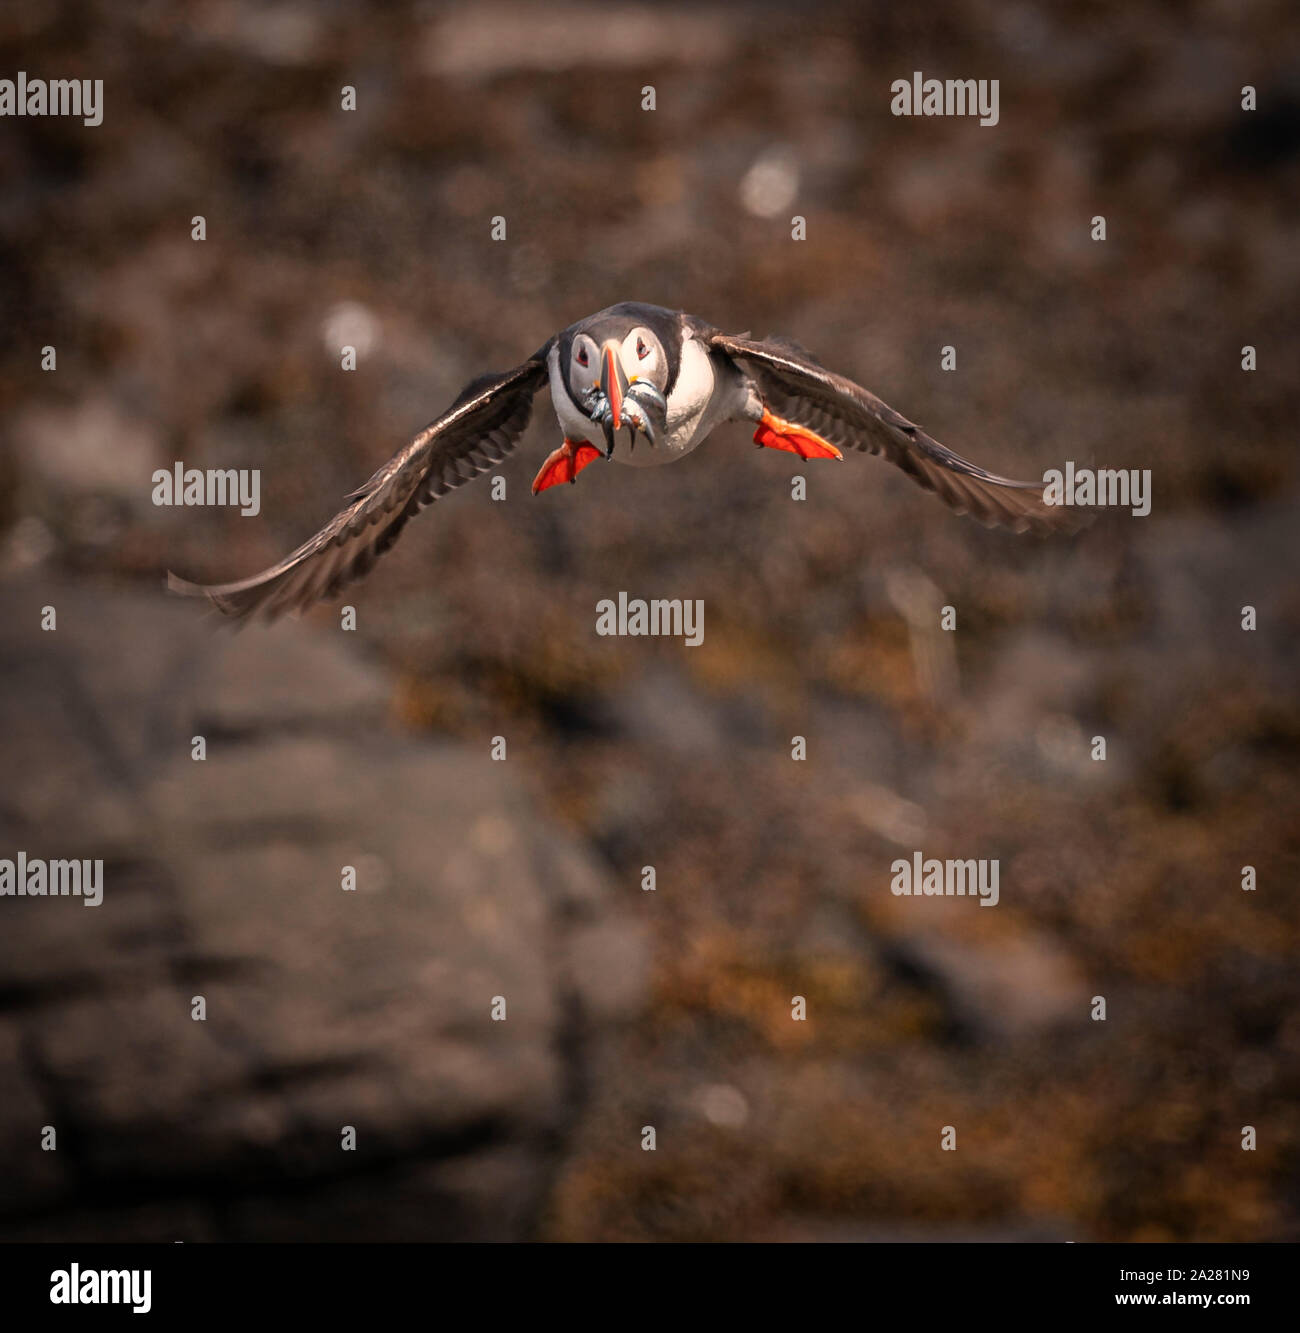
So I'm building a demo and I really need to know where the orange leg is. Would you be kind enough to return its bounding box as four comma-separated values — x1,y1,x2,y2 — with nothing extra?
531,438,605,494
753,409,842,461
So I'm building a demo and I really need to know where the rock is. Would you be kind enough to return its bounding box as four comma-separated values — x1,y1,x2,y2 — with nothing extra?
11,399,163,511
422,4,735,80
885,925,1088,1041
0,577,647,1241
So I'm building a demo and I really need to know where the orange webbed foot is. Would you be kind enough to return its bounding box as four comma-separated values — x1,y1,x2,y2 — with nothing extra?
753,410,843,461
532,438,604,494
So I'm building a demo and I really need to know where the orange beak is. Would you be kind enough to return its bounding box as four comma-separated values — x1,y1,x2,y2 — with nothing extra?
600,341,628,431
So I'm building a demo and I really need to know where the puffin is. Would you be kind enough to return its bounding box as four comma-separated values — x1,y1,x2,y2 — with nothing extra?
168,302,1070,621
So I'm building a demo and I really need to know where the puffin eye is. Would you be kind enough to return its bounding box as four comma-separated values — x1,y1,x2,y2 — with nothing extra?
576,345,589,367
637,338,649,360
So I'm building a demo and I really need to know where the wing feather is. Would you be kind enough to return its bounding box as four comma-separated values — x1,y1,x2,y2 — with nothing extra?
168,353,550,621
711,331,1076,534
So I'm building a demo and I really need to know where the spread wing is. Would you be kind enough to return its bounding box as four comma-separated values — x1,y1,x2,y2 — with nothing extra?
710,331,1073,534
167,353,551,621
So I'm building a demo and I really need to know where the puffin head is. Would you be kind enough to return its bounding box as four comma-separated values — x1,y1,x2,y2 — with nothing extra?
568,307,671,451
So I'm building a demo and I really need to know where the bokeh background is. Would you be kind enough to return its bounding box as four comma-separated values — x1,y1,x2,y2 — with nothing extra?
1,0,1297,1241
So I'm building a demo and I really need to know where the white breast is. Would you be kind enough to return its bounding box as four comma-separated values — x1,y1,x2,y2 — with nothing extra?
612,335,715,467
547,334,736,469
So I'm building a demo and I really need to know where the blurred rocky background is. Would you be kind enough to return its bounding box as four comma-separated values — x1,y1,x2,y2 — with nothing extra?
0,0,1297,1241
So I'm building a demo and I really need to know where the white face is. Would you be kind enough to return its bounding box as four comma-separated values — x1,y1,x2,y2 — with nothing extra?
569,325,668,393
569,332,601,396
621,325,666,390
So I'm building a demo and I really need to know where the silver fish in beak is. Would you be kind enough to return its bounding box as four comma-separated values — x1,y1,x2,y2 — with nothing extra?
581,373,667,455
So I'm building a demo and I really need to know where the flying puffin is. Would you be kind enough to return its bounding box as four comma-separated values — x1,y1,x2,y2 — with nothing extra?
168,302,1069,621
